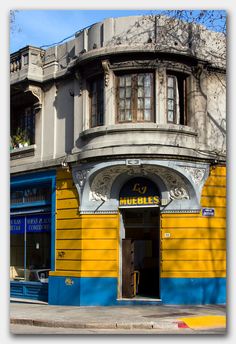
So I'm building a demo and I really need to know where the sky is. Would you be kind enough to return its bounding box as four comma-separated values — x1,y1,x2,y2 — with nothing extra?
10,9,226,53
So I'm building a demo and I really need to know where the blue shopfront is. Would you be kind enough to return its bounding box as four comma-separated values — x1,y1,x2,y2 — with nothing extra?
10,170,56,302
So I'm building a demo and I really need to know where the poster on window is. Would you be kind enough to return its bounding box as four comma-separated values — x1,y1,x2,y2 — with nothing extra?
10,213,51,234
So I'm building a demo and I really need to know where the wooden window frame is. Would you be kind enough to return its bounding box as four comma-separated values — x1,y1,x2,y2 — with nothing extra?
89,76,104,128
116,72,155,124
166,72,188,126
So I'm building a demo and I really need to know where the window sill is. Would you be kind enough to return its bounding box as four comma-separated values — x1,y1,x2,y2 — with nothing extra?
80,123,197,140
10,144,36,160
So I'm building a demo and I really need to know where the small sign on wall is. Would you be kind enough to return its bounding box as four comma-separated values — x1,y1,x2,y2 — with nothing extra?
202,208,215,217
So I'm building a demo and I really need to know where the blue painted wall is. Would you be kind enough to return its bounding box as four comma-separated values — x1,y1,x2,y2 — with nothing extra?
49,276,118,306
160,278,226,304
48,276,226,306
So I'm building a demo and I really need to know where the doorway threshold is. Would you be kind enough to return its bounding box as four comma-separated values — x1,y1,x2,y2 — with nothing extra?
117,297,162,306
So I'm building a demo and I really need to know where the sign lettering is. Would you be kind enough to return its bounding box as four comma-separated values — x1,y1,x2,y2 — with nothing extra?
119,196,160,206
10,213,51,234
202,208,215,217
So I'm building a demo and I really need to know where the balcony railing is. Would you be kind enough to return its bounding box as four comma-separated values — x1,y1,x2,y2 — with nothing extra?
10,46,45,80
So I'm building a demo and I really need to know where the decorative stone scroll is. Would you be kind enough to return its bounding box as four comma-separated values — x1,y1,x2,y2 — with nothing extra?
184,167,206,185
25,85,42,104
101,60,110,87
90,167,124,201
90,164,190,202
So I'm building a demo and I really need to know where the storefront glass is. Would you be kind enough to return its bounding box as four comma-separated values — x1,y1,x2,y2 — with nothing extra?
10,184,51,283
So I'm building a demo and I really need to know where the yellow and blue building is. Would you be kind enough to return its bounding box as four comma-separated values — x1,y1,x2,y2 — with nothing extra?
10,14,226,306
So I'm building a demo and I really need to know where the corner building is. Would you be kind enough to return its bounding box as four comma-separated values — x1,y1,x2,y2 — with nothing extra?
10,15,226,305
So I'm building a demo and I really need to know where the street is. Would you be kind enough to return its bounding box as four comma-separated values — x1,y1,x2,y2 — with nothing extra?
10,323,226,335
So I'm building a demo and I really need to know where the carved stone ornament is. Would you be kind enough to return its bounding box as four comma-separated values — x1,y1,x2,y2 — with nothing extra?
76,169,89,188
101,60,110,87
169,187,189,200
144,166,190,200
90,164,190,202
90,167,124,201
184,167,206,184
25,85,42,105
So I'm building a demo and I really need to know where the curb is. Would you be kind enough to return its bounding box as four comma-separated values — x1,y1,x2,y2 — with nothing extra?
10,318,178,330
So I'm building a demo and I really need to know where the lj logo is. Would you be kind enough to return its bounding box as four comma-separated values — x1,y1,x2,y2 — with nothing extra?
132,183,147,195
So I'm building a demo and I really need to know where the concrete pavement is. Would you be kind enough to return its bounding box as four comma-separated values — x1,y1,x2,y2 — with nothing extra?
10,299,226,333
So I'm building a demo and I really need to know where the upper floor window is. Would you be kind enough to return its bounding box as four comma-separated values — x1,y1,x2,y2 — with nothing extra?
11,107,35,149
167,72,188,125
117,72,154,123
90,77,104,128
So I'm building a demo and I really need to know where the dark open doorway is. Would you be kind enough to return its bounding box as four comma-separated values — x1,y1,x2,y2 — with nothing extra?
121,208,160,299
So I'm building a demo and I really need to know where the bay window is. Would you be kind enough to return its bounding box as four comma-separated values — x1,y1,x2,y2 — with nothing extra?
117,72,154,123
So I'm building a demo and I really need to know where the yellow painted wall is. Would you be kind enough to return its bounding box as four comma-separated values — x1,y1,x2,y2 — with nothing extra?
50,169,119,278
160,165,226,278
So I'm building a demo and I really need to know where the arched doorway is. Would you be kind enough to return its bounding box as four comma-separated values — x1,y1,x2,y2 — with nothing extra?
119,177,161,299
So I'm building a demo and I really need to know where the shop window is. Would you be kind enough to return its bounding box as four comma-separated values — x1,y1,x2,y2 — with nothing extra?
10,214,51,282
167,72,188,125
11,185,51,207
11,107,35,149
117,72,154,123
89,77,104,128
10,184,52,283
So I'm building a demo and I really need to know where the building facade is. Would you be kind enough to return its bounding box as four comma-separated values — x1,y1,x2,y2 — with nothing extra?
10,15,226,305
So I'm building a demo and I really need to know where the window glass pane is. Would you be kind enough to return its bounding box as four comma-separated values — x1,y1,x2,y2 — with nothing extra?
168,88,174,99
119,88,125,98
90,78,104,127
168,99,174,111
11,186,51,205
138,87,144,97
120,100,125,109
125,100,131,109
10,213,51,282
168,76,174,87
137,109,144,121
120,77,125,87
126,87,131,98
125,110,132,121
120,110,125,121
138,98,144,109
145,98,151,109
125,76,132,86
144,74,151,86
138,75,144,85
144,87,151,97
144,109,151,120
10,232,24,281
168,110,174,122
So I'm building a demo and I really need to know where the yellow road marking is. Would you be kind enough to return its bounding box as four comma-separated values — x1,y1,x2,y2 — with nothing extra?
178,315,226,329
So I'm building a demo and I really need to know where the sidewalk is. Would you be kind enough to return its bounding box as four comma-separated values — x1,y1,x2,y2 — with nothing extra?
10,299,226,331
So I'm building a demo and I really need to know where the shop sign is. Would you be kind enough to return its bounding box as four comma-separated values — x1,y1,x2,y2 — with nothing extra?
120,195,160,206
119,177,160,207
202,208,215,217
10,214,51,234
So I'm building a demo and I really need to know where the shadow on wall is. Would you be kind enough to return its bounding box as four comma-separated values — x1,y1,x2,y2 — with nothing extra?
53,80,76,154
160,278,226,304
